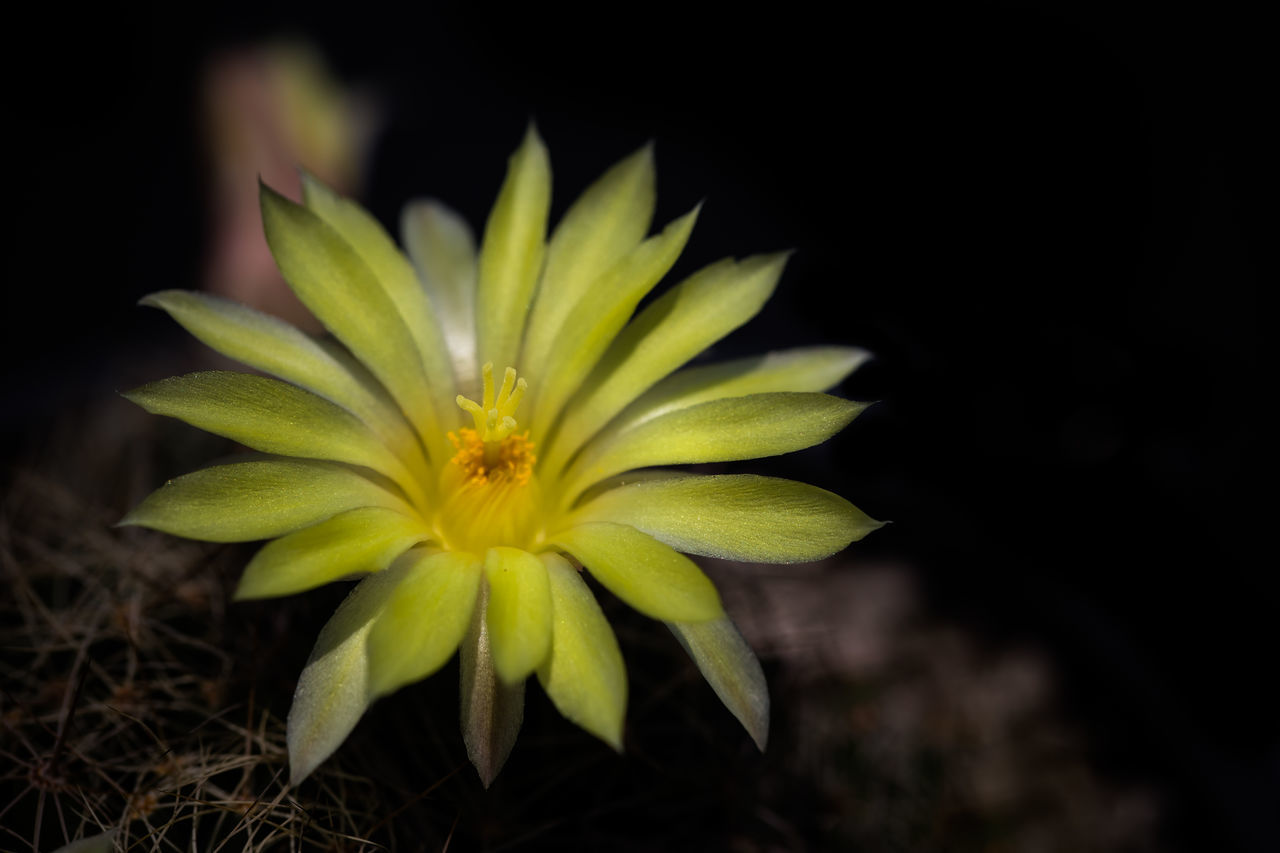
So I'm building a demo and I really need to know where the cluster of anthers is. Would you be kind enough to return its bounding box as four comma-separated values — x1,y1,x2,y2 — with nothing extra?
449,363,536,487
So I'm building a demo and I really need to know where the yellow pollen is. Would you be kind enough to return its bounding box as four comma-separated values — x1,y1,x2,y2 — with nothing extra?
447,428,536,485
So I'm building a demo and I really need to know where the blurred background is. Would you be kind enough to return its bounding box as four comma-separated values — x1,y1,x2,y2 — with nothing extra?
3,1,1269,851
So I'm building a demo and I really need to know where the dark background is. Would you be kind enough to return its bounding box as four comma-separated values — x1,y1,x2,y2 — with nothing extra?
7,1,1269,850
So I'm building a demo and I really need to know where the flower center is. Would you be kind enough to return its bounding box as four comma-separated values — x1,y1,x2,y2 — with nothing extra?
435,363,541,552
449,363,535,483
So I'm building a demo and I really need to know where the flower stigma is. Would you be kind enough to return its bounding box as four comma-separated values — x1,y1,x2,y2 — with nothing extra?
437,362,541,552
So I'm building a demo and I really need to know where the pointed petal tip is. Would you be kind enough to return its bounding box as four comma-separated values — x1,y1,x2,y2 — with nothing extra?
521,119,546,149
861,517,891,537
758,248,796,270
288,760,313,788
622,139,655,168
471,748,509,788
662,202,702,235
258,177,289,207
604,728,624,753
299,169,341,208
287,731,323,788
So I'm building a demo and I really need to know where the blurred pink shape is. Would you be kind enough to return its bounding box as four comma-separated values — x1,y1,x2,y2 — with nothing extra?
201,43,378,330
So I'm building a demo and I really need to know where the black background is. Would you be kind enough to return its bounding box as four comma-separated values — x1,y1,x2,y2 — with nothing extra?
7,2,1270,850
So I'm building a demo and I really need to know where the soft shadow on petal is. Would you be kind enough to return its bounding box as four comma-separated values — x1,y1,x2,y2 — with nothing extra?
260,183,448,459
560,392,868,508
543,252,787,475
669,614,770,750
550,522,722,622
366,550,483,699
460,580,526,787
302,172,459,419
529,206,698,441
606,346,870,438
288,563,408,785
123,371,428,509
140,289,416,449
120,457,411,542
401,199,479,396
235,507,431,599
537,552,626,751
522,143,656,382
483,547,553,685
569,474,883,563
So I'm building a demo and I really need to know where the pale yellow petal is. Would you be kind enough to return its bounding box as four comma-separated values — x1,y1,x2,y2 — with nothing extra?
139,290,407,438
526,207,698,441
521,144,656,380
301,173,458,419
260,183,447,460
235,507,431,599
120,457,411,542
122,371,428,510
568,474,882,562
365,550,483,699
550,522,722,622
287,564,406,784
483,547,553,685
542,253,786,476
475,125,551,378
669,615,769,750
609,346,870,437
401,199,479,395
536,552,626,750
560,392,867,508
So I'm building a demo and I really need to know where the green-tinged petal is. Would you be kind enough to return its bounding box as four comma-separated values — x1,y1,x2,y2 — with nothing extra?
475,125,551,377
561,392,867,507
527,207,698,440
543,253,787,475
536,552,626,750
120,457,410,542
301,173,458,416
669,615,769,750
483,547,552,684
522,144,656,380
260,183,448,459
235,507,431,599
550,523,722,622
123,371,428,510
574,468,691,506
609,346,870,437
401,200,479,395
569,474,882,563
139,290,417,447
366,550,483,699
460,581,526,787
287,564,406,785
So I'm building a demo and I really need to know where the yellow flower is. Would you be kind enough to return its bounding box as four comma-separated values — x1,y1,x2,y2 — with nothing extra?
122,127,882,786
